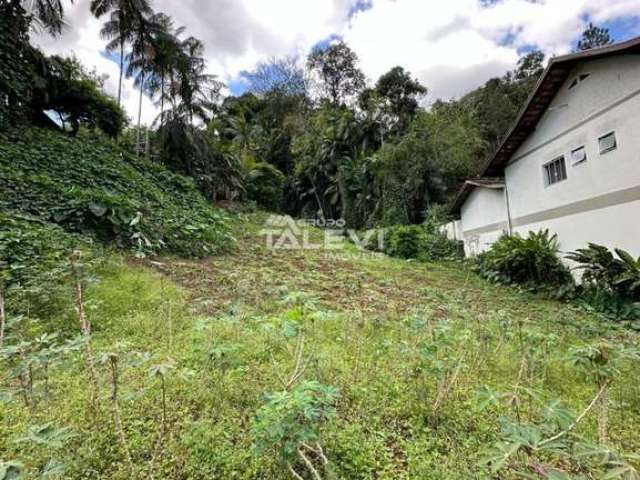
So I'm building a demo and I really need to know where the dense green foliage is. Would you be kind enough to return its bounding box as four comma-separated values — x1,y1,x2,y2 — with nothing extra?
245,162,286,211
380,225,462,262
0,214,82,288
252,381,338,461
476,230,573,290
384,225,430,260
0,127,233,257
0,3,126,137
31,55,127,138
450,50,545,153
568,244,640,319
577,22,613,51
0,2,35,130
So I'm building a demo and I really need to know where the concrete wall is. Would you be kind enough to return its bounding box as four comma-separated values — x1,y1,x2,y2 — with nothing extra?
459,53,640,259
459,187,507,256
441,220,463,241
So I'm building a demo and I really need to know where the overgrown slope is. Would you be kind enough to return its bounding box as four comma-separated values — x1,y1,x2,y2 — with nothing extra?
1,214,638,479
0,126,233,257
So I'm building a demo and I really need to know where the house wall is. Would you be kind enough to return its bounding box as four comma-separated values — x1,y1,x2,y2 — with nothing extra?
441,220,463,241
459,187,507,256
459,53,640,259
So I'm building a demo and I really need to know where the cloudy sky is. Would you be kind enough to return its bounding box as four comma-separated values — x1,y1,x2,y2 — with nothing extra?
34,0,640,125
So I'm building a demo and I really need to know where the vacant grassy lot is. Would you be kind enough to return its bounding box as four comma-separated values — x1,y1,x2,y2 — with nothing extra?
2,213,639,479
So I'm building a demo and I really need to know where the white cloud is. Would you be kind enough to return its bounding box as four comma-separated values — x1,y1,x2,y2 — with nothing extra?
343,0,640,102
32,0,640,123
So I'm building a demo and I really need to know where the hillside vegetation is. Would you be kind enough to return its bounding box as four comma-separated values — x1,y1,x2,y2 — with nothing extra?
1,215,639,479
0,126,233,258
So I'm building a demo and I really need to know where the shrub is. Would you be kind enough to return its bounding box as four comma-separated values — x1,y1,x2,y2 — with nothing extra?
422,231,463,261
252,381,338,460
245,162,285,211
362,229,384,252
567,244,640,300
567,244,640,319
0,213,85,291
0,126,234,257
475,230,573,290
384,225,428,259
0,213,92,321
383,224,462,261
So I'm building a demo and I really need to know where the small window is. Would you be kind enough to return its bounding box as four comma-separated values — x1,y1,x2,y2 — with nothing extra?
598,132,617,154
543,156,567,186
568,73,591,90
570,146,587,166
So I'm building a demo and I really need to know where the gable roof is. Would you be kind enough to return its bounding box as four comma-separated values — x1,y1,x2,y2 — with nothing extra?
451,36,640,216
450,178,505,215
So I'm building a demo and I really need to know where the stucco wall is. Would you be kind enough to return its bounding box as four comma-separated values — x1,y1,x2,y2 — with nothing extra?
459,53,640,259
459,187,507,256
512,199,640,261
442,220,463,241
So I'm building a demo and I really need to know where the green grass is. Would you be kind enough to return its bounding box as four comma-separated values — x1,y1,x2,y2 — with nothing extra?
1,213,639,479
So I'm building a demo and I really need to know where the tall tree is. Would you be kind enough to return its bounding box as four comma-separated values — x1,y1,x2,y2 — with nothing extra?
18,0,70,36
307,41,365,106
172,36,223,124
90,0,152,107
577,22,613,51
146,12,184,127
455,49,545,154
243,56,308,97
126,11,157,155
360,66,427,140
514,49,545,80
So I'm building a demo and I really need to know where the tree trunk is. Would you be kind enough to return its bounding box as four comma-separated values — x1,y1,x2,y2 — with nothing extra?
337,167,349,223
118,40,124,107
136,70,145,157
0,288,5,348
160,71,165,127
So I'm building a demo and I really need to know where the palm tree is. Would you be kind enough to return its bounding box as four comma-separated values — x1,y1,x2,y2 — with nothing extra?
19,0,70,35
146,13,184,127
90,0,152,107
174,36,223,124
126,11,158,155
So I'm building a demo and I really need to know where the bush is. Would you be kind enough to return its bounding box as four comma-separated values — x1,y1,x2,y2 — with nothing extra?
384,225,428,259
422,231,463,261
0,126,233,257
0,213,85,290
567,244,640,300
382,224,462,261
567,244,640,319
475,230,573,290
0,213,93,320
245,162,285,211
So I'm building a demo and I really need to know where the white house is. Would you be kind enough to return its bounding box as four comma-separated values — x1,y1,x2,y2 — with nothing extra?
450,37,640,260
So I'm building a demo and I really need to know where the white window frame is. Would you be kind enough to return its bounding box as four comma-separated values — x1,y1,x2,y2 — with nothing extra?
598,131,617,155
570,145,587,166
543,156,568,187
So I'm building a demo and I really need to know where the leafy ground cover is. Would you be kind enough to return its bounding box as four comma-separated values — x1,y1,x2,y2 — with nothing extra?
1,213,639,479
0,127,233,257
